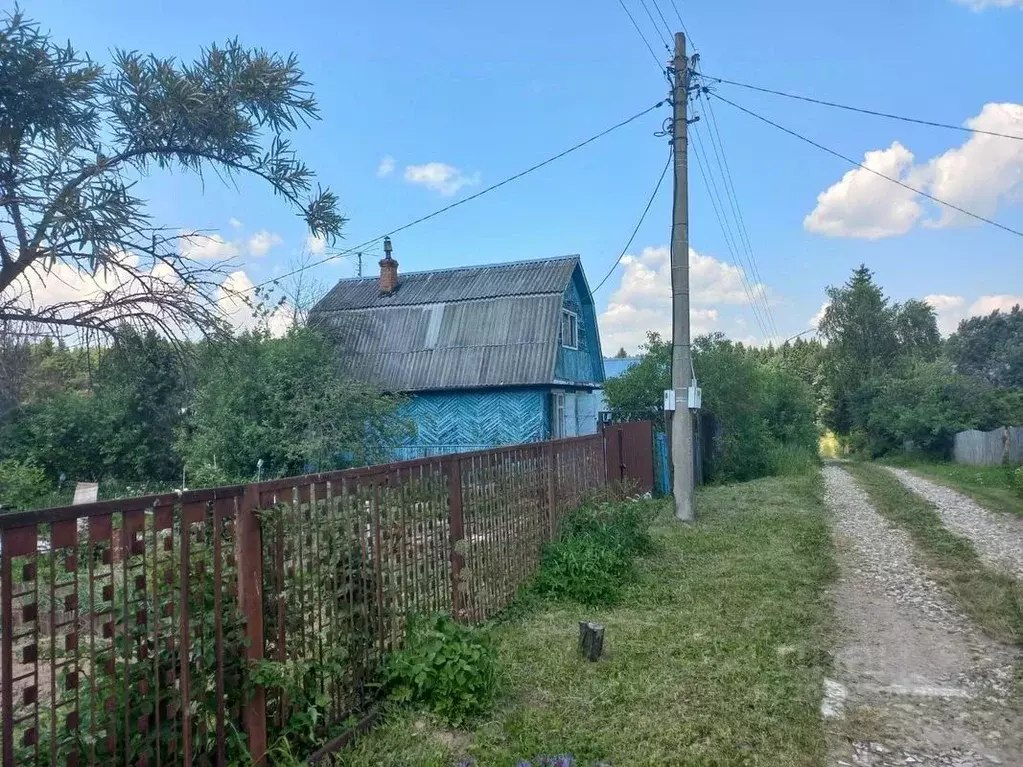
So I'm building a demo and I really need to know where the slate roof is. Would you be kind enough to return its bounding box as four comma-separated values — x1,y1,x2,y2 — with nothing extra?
310,256,585,392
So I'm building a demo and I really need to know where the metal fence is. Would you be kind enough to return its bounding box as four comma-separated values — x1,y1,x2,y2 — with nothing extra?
0,426,648,766
953,426,1023,466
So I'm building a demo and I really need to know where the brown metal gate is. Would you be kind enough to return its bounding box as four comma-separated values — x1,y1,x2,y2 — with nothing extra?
602,421,655,495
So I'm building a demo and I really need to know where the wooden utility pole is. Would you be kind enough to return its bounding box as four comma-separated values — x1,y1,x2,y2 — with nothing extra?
670,32,695,522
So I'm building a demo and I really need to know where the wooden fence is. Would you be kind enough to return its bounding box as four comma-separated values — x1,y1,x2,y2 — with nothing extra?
953,426,1023,466
0,424,652,766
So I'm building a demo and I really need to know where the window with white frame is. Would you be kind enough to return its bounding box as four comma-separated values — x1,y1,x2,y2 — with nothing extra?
560,309,578,349
552,392,566,438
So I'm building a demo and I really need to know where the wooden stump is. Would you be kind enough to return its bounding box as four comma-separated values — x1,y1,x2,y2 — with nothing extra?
578,620,604,662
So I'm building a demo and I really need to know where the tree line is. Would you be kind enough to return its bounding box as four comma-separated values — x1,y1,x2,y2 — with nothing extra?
816,265,1022,456
602,265,1023,480
0,326,408,509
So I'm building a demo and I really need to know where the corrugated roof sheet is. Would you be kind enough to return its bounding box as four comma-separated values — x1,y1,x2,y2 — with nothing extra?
311,256,582,392
313,255,579,311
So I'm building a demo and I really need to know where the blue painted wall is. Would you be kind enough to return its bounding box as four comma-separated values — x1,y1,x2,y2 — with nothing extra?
395,387,551,459
554,268,604,386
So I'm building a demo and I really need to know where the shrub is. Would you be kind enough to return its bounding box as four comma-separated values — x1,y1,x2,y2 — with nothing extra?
532,535,632,606
381,614,498,725
0,458,52,510
531,500,657,606
1010,466,1023,499
561,502,656,558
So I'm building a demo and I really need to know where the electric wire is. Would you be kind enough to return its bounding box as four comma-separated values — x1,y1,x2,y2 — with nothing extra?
689,122,772,338
649,0,676,41
709,91,1023,240
615,0,665,69
666,0,695,48
251,100,669,292
701,74,1023,141
592,151,674,293
696,85,779,337
637,0,670,49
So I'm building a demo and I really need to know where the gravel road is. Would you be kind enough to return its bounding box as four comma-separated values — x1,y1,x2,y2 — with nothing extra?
886,467,1023,582
823,465,1021,767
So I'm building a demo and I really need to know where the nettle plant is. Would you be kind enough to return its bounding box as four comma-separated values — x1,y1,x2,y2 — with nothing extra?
381,613,499,726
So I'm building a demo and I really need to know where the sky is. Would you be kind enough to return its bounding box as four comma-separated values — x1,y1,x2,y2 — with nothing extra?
23,0,1023,352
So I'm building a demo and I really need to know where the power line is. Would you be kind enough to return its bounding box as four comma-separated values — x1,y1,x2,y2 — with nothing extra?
615,0,665,69
666,0,695,49
690,121,772,339
701,74,1023,141
637,0,670,49
695,85,779,338
253,100,669,292
709,91,1023,240
649,0,675,41
592,151,673,293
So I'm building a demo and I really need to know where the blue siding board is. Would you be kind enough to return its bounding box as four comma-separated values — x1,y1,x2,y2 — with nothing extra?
554,270,604,386
397,387,551,459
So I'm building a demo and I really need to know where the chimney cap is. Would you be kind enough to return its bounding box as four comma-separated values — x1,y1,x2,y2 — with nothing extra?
383,236,393,260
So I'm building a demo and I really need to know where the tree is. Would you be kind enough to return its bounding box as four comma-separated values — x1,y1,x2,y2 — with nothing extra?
818,266,900,433
614,347,629,359
894,299,941,360
0,11,343,341
178,328,411,483
857,359,1020,457
602,331,817,482
601,332,670,421
90,328,186,481
946,304,1023,389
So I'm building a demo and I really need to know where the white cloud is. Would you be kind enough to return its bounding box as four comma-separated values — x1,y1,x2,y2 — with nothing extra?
917,103,1023,227
246,230,283,257
179,233,241,261
924,293,1023,334
954,0,1023,9
805,103,1023,239
377,155,396,177
228,217,243,230
306,234,327,256
924,294,967,334
597,245,767,353
810,302,830,329
804,142,923,239
404,162,480,196
968,294,1023,315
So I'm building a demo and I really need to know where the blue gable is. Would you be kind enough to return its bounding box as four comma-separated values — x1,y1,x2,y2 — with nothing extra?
554,266,604,387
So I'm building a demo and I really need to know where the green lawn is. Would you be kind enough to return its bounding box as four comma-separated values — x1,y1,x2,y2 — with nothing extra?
845,462,1023,646
886,459,1023,518
339,472,835,767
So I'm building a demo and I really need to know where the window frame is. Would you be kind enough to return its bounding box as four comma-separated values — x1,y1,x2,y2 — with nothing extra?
552,391,566,439
560,309,579,350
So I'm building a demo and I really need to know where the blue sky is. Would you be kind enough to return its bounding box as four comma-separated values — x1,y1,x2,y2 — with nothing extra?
27,0,1023,350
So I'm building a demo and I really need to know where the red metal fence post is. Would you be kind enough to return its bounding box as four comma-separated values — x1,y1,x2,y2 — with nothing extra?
236,485,267,765
1,534,12,767
445,457,466,621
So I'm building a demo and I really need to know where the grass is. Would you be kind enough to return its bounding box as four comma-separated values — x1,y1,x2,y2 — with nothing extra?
338,472,836,767
844,461,1023,646
883,457,1022,518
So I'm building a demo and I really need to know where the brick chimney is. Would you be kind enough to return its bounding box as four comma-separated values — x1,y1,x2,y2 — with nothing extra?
378,236,399,295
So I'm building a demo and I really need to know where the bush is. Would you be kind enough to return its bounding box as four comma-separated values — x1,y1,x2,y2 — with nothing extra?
381,614,498,725
1011,466,1023,499
0,458,52,510
532,535,632,606
531,500,657,606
